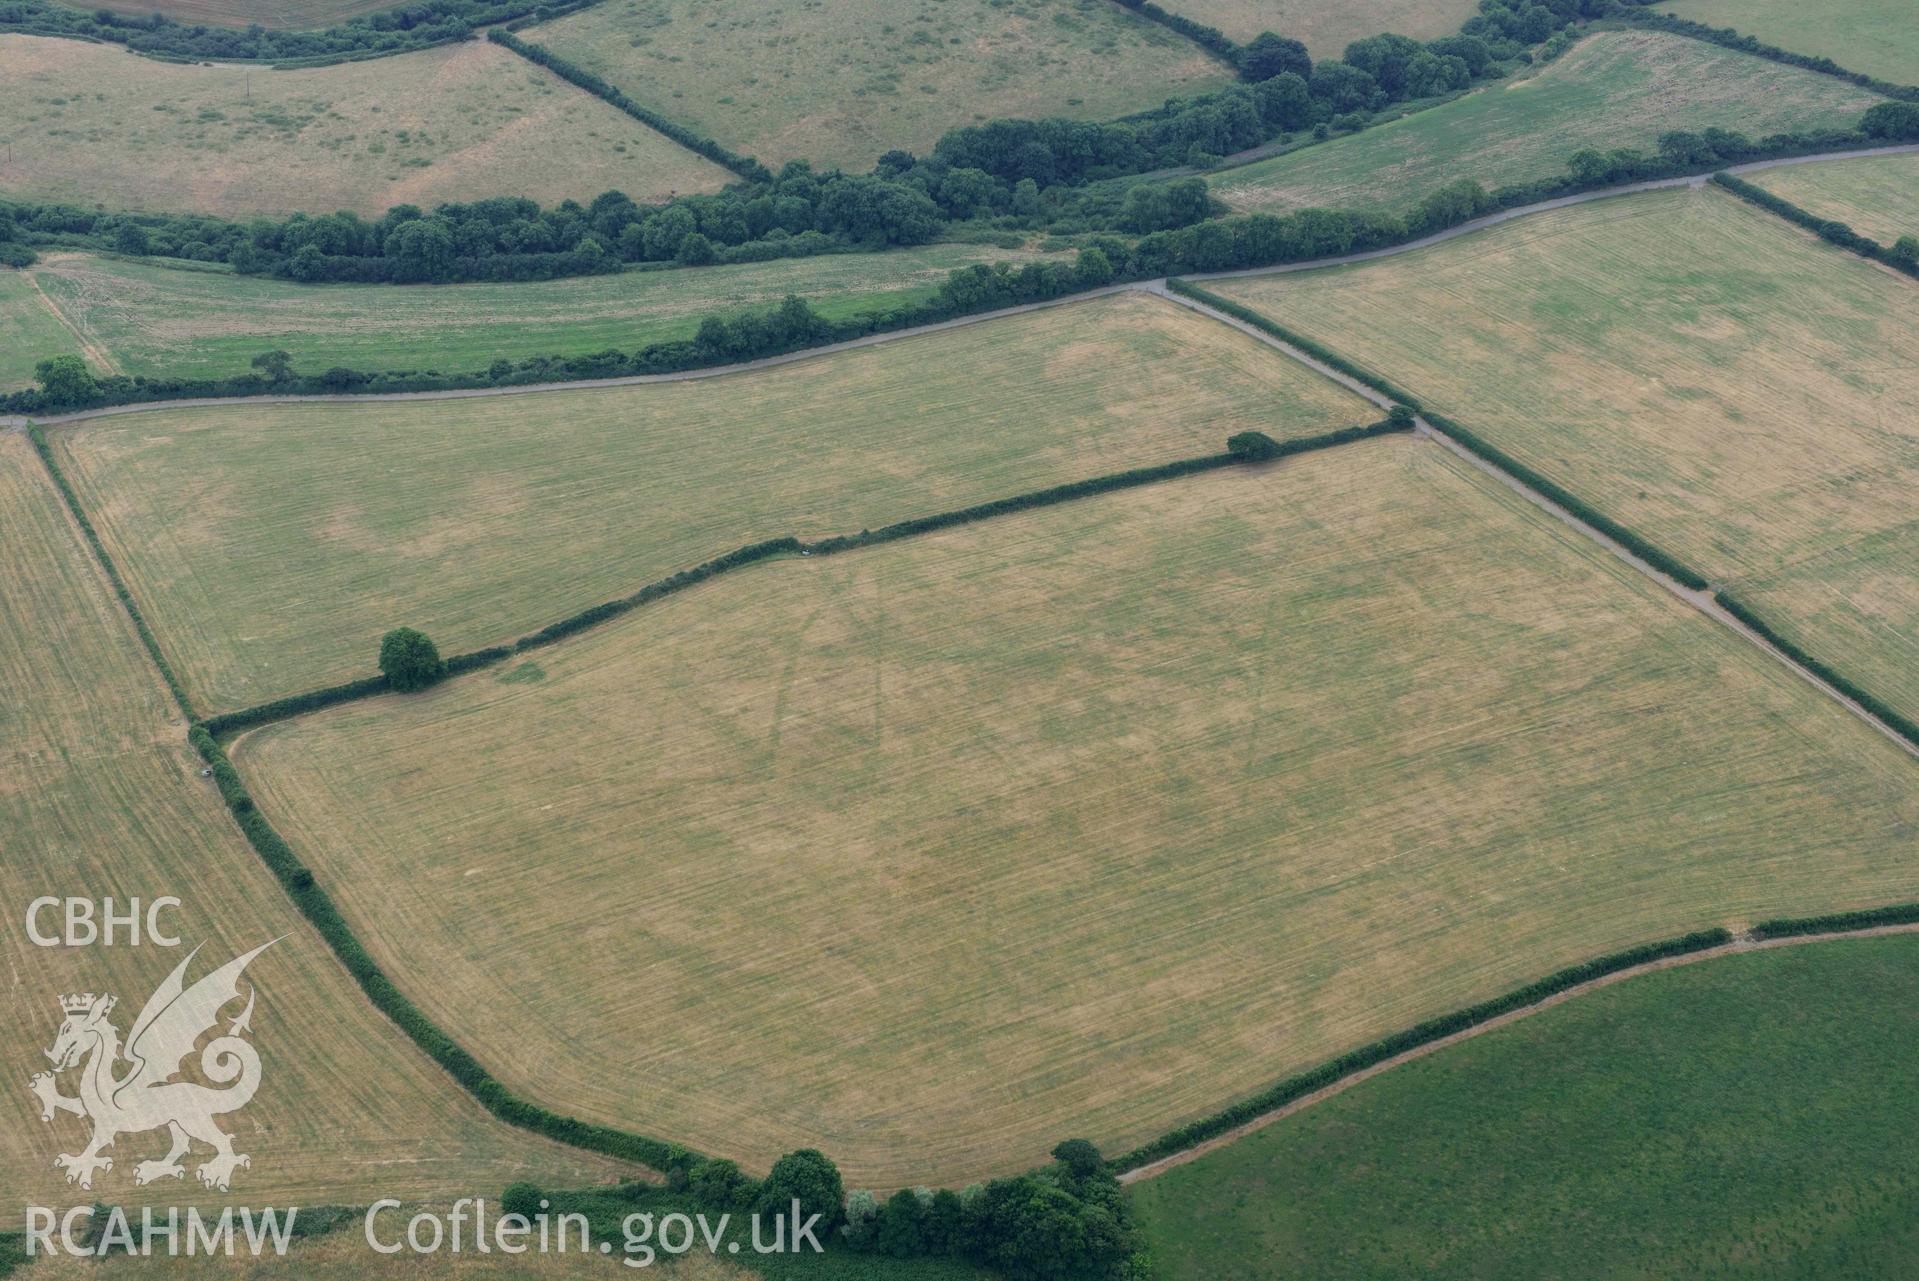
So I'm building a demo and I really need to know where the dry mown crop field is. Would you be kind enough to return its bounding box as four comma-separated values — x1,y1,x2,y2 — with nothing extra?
0,433,630,1225
1750,150,1919,248
519,0,1232,172
52,292,1371,712
1162,0,1480,51
235,435,1919,1188
1210,186,1919,727
0,34,730,218
1211,31,1884,215
15,243,1064,383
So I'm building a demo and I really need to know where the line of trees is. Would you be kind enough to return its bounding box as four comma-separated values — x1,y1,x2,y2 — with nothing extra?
1711,168,1919,280
10,108,1903,418
0,0,596,65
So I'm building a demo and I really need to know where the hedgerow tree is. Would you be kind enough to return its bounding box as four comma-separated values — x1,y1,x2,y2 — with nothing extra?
379,627,444,692
1227,430,1282,461
34,355,96,408
756,1149,844,1231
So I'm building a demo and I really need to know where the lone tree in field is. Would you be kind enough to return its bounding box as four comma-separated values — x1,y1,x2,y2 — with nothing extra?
1227,429,1282,461
378,627,444,692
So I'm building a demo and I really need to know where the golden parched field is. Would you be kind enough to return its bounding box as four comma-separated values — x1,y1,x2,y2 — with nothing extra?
1210,185,1919,727
0,35,731,218
519,0,1232,173
1160,0,1480,52
1750,150,1919,248
0,434,630,1226
53,292,1371,712
238,436,1919,1189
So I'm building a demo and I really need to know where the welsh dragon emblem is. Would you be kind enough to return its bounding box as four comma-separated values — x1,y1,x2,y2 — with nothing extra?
28,940,276,1192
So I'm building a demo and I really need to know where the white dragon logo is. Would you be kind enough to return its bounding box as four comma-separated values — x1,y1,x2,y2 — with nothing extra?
28,940,276,1192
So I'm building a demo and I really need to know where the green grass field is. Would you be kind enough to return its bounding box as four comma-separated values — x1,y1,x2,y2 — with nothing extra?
1751,150,1919,247
54,292,1369,711
16,243,1062,383
0,34,730,218
0,432,629,1225
237,435,1919,1188
1131,933,1919,1279
1210,185,1919,727
0,267,83,390
519,0,1233,172
1211,31,1884,215
1154,0,1480,51
1659,0,1919,86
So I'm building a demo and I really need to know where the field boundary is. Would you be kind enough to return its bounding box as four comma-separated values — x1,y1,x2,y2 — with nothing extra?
1117,917,1919,1182
1710,170,1919,281
1616,7,1919,102
197,420,1406,736
486,29,769,182
1105,0,1240,64
1160,280,1919,758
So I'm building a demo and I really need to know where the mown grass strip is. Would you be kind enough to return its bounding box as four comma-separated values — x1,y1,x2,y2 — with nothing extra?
1617,8,1919,102
1110,927,1736,1172
1711,171,1919,281
26,424,196,720
1167,279,1715,590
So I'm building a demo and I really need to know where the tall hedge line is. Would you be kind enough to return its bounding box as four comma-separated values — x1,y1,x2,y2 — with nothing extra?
27,426,196,719
1617,8,1919,103
1710,172,1919,281
1752,903,1919,940
192,428,1409,737
1417,408,1713,592
1165,281,1715,592
1713,591,1919,750
183,725,699,1174
488,30,769,182
1164,280,1425,406
1110,927,1735,1171
1107,0,1238,61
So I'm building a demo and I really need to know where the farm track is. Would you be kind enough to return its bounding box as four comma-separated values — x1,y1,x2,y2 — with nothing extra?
1157,283,1919,763
1117,920,1919,1183
8,144,1917,431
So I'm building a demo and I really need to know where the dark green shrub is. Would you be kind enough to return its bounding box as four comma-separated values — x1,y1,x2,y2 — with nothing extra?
756,1150,845,1232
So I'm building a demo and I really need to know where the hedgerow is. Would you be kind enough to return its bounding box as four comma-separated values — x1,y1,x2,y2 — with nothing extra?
1710,171,1919,281
1752,903,1919,940
1165,281,1715,591
1714,591,1919,749
1615,7,1919,102
1110,927,1735,1171
190,424,1407,736
183,726,699,1174
0,0,601,67
487,30,769,182
27,426,195,718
